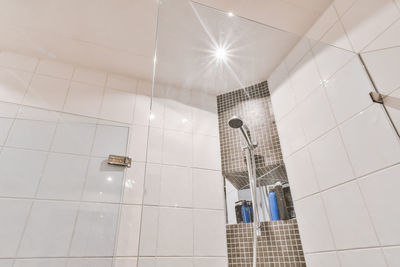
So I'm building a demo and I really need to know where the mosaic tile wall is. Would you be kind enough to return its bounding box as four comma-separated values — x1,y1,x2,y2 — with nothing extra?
217,81,287,189
226,219,306,266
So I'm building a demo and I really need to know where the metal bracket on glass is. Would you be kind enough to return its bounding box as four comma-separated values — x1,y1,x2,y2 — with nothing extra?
107,155,132,168
369,91,384,104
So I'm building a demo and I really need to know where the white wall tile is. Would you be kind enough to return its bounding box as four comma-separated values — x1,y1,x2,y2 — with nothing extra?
70,203,119,256
147,127,163,164
362,47,400,95
0,52,38,72
341,0,400,52
0,102,19,118
130,125,149,162
0,148,47,197
123,162,145,204
116,205,141,256
276,107,306,157
359,164,400,245
82,158,124,203
294,194,336,253
383,246,400,267
156,258,193,267
143,163,162,205
133,94,151,126
72,67,107,86
114,258,138,267
322,181,379,249
159,165,192,207
363,18,400,51
384,81,400,130
100,88,135,123
157,207,193,256
338,248,387,267
340,104,400,176
192,168,224,210
306,5,338,42
285,147,319,200
17,106,59,121
320,21,353,51
0,68,32,103
0,199,31,257
149,97,164,128
139,206,159,256
325,57,373,123
270,74,296,121
298,87,336,142
66,258,112,267
0,117,13,145
284,37,311,71
63,81,104,117
194,209,226,256
309,128,354,190
312,42,354,81
92,125,128,157
162,130,192,166
14,259,67,267
289,52,322,102
138,258,155,267
193,134,221,170
192,108,219,136
18,201,78,257
37,153,88,200
193,258,227,267
107,74,137,92
36,60,74,79
333,0,357,17
0,260,14,267
23,74,69,110
51,122,96,155
305,252,341,267
164,99,192,132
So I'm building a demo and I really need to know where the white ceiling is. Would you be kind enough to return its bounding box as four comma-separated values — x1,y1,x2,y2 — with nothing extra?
0,0,332,89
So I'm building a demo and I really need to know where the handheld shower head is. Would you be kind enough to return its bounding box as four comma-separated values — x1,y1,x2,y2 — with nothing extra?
228,116,243,128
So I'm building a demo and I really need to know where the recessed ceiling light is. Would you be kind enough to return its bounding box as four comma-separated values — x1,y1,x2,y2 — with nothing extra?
215,47,227,61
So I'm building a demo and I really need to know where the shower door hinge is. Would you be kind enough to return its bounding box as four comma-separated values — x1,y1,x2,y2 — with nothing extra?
369,91,384,104
107,155,132,168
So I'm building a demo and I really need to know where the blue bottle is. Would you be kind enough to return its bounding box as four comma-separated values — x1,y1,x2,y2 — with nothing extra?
269,192,280,221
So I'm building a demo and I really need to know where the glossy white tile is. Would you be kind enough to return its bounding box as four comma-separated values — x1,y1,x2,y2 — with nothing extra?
0,68,32,104
36,59,74,80
305,252,341,267
325,57,373,123
106,74,137,92
139,206,159,256
193,134,220,170
52,122,96,155
156,258,193,267
164,99,192,132
338,248,386,267
284,37,311,71
383,246,400,267
66,258,112,267
157,207,193,256
70,203,119,256
0,199,31,257
159,165,192,207
91,124,128,157
133,94,151,126
340,104,400,176
123,162,145,204
192,108,219,137
341,0,400,52
320,21,353,51
333,0,357,17
0,260,13,267
0,52,38,72
116,205,141,256
194,209,226,256
298,86,336,142
37,153,89,200
143,163,162,205
359,164,400,245
0,148,47,197
0,117,13,145
146,127,163,164
130,125,149,162
162,130,192,167
270,75,296,121
363,18,400,51
309,128,354,190
306,5,338,42
72,67,107,86
285,147,319,200
0,102,19,118
192,168,224,210
114,258,138,267
82,157,124,203
63,81,104,117
193,258,227,267
14,259,67,267
18,201,78,257
295,194,336,253
322,181,379,249
100,88,135,123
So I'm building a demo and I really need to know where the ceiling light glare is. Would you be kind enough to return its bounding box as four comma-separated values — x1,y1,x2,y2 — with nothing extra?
215,47,227,61
228,12,234,17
